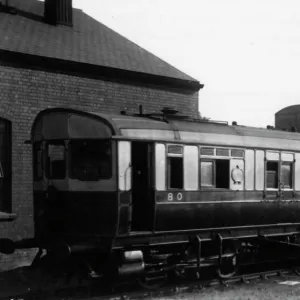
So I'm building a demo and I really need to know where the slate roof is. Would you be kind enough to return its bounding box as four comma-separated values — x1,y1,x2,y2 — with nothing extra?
0,0,199,83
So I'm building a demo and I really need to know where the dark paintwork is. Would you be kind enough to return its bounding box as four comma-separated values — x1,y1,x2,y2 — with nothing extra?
32,110,115,141
154,191,300,231
34,191,119,239
28,108,300,257
118,192,132,235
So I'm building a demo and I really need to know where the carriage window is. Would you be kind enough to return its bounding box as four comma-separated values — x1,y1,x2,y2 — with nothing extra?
46,142,65,179
216,159,230,188
216,148,230,156
167,156,183,189
34,142,43,180
200,159,230,188
266,161,278,188
201,160,214,187
69,140,112,181
281,162,293,189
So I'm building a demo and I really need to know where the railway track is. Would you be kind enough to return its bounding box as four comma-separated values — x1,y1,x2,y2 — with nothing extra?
2,260,300,300
89,267,297,300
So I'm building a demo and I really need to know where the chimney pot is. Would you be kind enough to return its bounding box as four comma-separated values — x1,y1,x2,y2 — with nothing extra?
44,0,73,26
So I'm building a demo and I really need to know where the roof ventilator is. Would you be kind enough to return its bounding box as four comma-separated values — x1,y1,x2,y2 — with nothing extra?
120,105,228,125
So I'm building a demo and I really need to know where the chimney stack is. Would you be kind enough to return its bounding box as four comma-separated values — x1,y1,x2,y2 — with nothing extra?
44,0,73,26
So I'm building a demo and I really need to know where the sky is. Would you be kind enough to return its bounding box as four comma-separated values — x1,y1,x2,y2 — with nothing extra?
73,0,300,127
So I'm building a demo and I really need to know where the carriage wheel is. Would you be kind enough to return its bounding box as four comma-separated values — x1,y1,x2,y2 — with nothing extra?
216,247,241,280
293,259,300,276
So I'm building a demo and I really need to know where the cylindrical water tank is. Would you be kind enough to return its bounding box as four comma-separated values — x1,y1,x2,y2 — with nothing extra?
275,105,300,131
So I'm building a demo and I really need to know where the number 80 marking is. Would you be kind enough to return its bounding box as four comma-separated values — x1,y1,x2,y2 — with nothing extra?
167,192,183,201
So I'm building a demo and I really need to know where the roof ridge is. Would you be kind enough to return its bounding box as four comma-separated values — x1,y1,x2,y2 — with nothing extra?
0,0,201,86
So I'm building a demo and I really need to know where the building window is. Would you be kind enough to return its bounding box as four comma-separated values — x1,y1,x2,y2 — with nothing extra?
266,161,278,188
0,118,12,212
281,162,293,189
46,142,66,179
167,145,183,189
200,159,230,188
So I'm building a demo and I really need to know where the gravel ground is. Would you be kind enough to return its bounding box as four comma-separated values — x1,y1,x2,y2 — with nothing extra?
149,275,300,300
1,269,300,300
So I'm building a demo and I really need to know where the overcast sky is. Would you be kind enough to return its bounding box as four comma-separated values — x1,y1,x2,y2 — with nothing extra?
73,0,300,127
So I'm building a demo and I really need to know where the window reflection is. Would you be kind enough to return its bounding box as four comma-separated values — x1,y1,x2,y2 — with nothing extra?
266,161,278,189
281,163,292,189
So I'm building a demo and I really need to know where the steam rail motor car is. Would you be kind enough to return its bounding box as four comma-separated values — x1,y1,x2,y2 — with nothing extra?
2,107,300,284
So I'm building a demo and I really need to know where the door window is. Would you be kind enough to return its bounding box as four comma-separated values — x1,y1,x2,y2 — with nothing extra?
46,142,66,179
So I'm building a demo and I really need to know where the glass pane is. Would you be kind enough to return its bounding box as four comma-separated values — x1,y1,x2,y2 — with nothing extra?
70,140,112,180
201,161,214,187
48,144,64,161
47,143,65,179
231,149,244,158
216,148,229,156
266,161,278,188
281,163,292,188
200,147,214,156
216,159,230,188
168,145,183,155
168,157,183,189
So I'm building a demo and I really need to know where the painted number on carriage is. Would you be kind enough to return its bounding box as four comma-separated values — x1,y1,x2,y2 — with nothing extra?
167,192,183,201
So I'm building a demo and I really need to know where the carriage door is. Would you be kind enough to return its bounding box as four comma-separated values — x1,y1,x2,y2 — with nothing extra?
131,142,154,231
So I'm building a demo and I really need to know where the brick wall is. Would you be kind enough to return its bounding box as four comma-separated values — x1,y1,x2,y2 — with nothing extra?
0,64,199,268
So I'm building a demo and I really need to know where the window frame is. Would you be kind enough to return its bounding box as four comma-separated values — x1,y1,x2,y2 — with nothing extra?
265,152,295,191
265,160,279,190
68,139,113,181
200,158,215,188
166,144,184,190
280,161,294,190
199,146,243,190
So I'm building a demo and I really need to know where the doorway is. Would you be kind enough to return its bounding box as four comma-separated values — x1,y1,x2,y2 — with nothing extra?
0,119,11,212
131,142,154,231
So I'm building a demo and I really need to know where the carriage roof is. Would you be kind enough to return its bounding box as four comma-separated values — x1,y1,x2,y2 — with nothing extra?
32,107,300,151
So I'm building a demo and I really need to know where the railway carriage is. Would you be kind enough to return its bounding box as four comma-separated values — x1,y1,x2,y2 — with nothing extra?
3,106,300,283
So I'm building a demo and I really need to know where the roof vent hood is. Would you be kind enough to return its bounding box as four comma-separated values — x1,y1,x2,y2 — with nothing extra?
44,0,73,26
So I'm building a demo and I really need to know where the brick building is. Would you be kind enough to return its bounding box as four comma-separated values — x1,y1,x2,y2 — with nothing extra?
0,0,203,266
